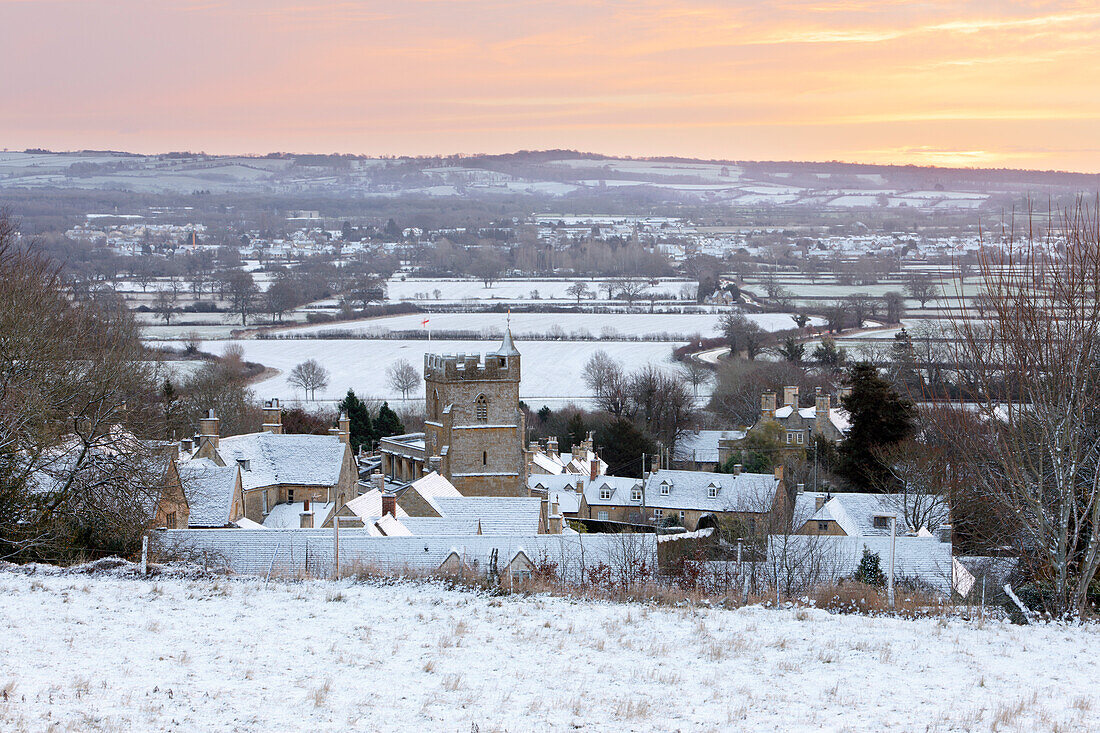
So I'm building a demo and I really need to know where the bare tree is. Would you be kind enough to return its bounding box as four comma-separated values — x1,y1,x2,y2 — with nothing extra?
386,359,421,401
948,203,1100,615
582,350,629,416
613,277,649,308
906,273,938,308
153,288,178,325
288,359,330,400
0,213,162,563
225,270,258,326
677,359,712,399
566,281,592,304
720,313,766,360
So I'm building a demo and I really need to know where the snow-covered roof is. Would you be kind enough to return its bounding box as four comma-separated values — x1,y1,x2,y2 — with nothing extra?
343,489,409,519
772,405,850,434
491,328,520,357
767,535,952,595
797,492,916,536
643,470,778,513
527,474,586,494
582,476,645,506
217,432,346,492
673,430,747,463
429,497,542,535
531,452,565,475
262,501,334,529
178,458,238,527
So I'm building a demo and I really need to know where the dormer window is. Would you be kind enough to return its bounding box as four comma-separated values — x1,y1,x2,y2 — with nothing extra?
237,458,250,472
475,394,488,422
599,487,612,501
630,488,642,502
660,482,671,496
873,515,891,530
707,484,720,499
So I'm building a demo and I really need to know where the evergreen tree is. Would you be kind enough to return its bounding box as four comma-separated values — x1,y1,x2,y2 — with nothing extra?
566,413,587,452
837,362,915,490
338,388,374,452
594,418,656,478
888,328,921,396
853,547,886,587
375,401,405,438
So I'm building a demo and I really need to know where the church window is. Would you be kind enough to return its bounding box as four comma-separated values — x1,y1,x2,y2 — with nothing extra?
483,451,488,466
475,394,488,422
432,389,439,420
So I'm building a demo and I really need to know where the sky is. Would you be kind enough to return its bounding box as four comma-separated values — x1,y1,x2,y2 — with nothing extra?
2,0,1100,172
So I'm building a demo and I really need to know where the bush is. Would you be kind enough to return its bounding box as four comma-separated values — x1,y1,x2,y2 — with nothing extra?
812,581,887,614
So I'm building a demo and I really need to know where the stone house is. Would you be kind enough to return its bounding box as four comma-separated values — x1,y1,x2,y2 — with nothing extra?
189,403,357,526
793,491,949,538
176,458,243,528
528,433,607,477
732,386,850,460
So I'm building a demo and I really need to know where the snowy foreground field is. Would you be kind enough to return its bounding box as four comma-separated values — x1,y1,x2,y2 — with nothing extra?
2,569,1098,732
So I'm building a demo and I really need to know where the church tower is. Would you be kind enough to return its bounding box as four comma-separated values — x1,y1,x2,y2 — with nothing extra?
422,330,527,496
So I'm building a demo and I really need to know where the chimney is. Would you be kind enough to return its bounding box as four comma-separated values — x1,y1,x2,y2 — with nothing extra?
429,455,442,473
816,495,827,511
773,465,785,483
732,463,742,476
815,388,831,435
589,458,599,482
783,385,799,409
796,482,805,494
262,398,282,434
650,454,660,474
547,436,558,458
761,391,777,420
338,411,350,445
372,471,385,492
199,409,220,449
299,510,313,529
381,492,397,517
549,500,562,534
181,437,193,454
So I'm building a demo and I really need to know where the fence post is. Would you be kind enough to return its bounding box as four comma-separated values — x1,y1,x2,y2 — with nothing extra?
140,535,148,575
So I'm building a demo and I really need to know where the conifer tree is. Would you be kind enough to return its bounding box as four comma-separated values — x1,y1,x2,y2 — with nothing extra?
338,389,374,452
375,401,405,438
838,362,915,490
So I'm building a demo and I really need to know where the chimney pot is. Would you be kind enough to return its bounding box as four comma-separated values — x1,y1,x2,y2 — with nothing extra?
372,471,385,491
733,463,742,476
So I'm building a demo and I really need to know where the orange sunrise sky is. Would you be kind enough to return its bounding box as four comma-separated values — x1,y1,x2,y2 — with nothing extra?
2,0,1099,172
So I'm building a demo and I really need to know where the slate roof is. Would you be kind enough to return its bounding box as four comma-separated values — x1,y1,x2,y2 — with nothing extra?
216,432,346,492
429,497,542,535
772,405,851,434
796,492,924,536
673,430,747,464
581,476,645,507
263,501,335,528
343,489,410,519
643,469,779,513
178,458,239,527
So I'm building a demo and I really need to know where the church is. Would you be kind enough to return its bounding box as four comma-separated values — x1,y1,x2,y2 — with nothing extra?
380,330,528,496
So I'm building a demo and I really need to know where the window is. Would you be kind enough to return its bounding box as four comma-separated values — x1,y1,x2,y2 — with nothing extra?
786,432,794,445
288,489,295,502
432,389,440,420
631,488,642,502
166,512,177,529
483,451,488,466
817,521,830,531
653,509,663,519
598,511,609,521
600,487,613,500
475,394,488,422
660,482,670,496
873,516,891,530
679,511,686,521
262,491,269,514
796,432,805,445
707,484,719,498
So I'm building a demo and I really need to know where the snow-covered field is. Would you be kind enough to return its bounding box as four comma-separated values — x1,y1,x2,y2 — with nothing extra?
1,570,1097,732
274,312,815,339
204,338,679,404
386,277,696,303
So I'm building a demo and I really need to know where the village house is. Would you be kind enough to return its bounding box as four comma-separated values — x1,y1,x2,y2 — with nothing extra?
527,433,607,477
189,400,357,527
793,491,950,538
732,386,850,460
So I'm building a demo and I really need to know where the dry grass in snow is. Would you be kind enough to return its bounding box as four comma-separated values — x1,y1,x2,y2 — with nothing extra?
0,570,1097,732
